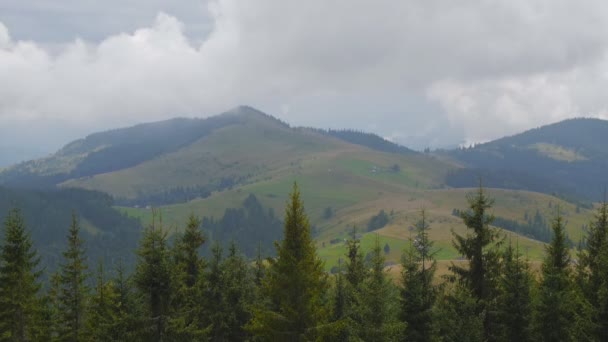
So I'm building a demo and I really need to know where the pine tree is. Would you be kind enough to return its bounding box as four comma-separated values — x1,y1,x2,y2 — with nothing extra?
534,208,576,342
449,184,503,341
400,209,437,342
133,211,171,342
57,212,89,342
496,240,533,342
359,235,403,341
0,208,43,342
248,183,328,341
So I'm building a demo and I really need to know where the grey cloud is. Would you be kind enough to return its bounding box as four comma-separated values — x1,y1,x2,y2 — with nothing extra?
1,0,608,165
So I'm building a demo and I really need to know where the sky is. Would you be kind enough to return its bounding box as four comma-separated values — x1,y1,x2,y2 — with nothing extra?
1,1,608,166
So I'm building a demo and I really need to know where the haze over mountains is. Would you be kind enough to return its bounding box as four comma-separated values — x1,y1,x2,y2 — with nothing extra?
0,105,605,272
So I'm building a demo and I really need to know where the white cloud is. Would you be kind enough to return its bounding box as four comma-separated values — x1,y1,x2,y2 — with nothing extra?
1,0,608,162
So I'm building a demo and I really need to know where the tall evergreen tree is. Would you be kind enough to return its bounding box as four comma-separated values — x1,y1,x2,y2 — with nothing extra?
57,212,89,342
496,240,533,342
360,236,402,341
0,208,43,342
202,242,227,340
86,261,119,341
449,184,503,341
133,212,171,342
168,214,206,340
577,199,608,339
221,242,254,341
110,260,139,341
328,226,368,340
534,209,592,341
434,283,483,342
248,183,328,341
400,209,437,342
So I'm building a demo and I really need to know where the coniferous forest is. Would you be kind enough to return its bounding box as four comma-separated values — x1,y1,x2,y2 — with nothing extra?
2,183,608,341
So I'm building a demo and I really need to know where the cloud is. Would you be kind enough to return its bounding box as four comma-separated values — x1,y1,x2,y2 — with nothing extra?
1,0,608,163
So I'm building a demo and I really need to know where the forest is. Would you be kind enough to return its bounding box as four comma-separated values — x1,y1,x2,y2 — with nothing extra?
1,183,608,342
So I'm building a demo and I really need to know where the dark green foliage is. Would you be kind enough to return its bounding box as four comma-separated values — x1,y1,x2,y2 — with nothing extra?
248,183,328,341
485,213,555,244
0,187,140,278
321,129,416,155
368,209,389,232
0,208,43,341
202,194,282,257
445,118,608,202
220,242,255,341
400,210,437,342
384,242,390,255
57,213,89,342
534,210,593,341
168,214,207,340
496,241,533,342
86,262,119,341
133,213,172,342
434,284,483,342
449,184,503,341
359,236,403,341
578,201,608,306
323,206,333,220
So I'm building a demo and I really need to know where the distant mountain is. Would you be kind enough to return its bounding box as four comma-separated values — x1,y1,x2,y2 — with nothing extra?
0,106,424,206
444,118,608,202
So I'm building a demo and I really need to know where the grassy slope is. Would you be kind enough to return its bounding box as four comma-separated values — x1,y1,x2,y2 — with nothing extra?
118,147,591,271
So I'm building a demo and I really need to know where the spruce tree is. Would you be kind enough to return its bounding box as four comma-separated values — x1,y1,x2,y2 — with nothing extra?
449,184,503,341
434,284,483,342
0,208,43,342
329,260,349,342
400,209,437,342
110,260,138,341
133,212,171,342
57,212,89,342
328,227,367,340
86,261,119,341
168,214,206,340
534,208,576,342
248,183,328,341
577,199,608,339
221,242,254,341
202,242,227,340
359,235,402,341
496,240,533,342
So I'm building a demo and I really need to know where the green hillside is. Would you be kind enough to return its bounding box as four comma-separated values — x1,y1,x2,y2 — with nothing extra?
1,107,598,272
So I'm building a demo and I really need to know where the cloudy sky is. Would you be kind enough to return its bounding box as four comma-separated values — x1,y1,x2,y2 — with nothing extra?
1,1,608,165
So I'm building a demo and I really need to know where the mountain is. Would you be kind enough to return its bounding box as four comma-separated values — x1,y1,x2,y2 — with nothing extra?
0,106,419,206
1,107,597,270
444,118,608,202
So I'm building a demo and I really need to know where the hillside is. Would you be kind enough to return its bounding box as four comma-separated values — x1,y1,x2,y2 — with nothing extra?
1,108,598,271
444,118,608,202
0,187,141,276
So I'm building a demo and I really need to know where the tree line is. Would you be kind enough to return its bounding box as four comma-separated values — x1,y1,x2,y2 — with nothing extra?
1,183,608,341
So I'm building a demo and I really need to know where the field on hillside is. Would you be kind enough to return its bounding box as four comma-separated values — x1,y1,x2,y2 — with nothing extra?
119,165,592,271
